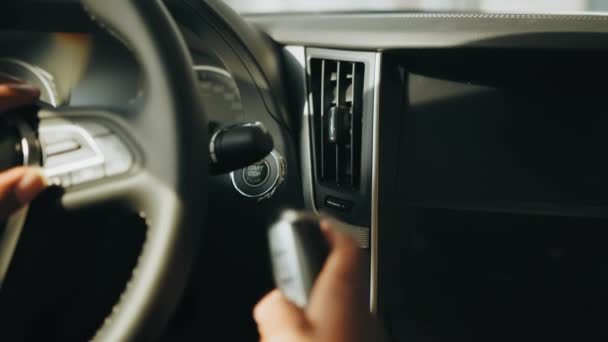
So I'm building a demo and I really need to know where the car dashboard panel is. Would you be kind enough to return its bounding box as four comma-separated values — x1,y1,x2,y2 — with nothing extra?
251,12,608,341
400,62,608,210
3,3,608,341
378,50,608,341
0,31,141,108
0,30,246,119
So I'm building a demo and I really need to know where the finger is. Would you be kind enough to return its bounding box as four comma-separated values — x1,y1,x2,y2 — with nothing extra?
0,167,47,219
0,74,25,84
319,217,357,246
0,84,40,113
319,218,340,244
13,167,47,205
253,289,309,339
307,224,367,330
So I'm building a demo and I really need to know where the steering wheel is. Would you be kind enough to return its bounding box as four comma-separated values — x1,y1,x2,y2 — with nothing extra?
0,0,207,340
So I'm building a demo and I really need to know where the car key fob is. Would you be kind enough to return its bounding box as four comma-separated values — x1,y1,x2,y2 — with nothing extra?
268,210,330,307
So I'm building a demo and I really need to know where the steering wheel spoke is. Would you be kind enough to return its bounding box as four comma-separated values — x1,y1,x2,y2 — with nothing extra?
36,107,184,238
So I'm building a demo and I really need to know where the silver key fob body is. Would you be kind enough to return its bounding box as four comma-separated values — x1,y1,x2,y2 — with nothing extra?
268,210,330,307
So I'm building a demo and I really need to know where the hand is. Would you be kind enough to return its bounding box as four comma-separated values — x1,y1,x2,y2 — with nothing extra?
0,79,46,219
0,75,40,112
254,219,385,342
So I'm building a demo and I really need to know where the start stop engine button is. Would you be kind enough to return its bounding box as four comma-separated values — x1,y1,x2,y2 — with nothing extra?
242,160,270,187
231,150,285,200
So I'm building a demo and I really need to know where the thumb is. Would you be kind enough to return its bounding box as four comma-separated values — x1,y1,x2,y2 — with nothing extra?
306,220,367,332
0,84,40,113
254,289,310,340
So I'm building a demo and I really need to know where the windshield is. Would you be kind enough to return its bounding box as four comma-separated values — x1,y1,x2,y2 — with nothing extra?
223,0,608,14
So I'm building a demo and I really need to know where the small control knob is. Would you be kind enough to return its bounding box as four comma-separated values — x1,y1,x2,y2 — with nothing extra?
328,106,351,145
0,105,42,170
0,123,25,171
209,122,274,175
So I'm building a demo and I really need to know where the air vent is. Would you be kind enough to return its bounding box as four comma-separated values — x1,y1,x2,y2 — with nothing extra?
310,58,365,189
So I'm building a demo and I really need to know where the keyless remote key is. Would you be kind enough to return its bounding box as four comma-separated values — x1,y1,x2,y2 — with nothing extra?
268,210,330,307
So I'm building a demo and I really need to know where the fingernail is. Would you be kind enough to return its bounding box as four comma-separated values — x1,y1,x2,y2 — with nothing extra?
14,167,48,205
7,84,41,98
320,217,342,231
319,219,332,231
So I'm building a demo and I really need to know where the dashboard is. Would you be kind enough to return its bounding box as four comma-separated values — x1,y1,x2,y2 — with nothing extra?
0,31,140,107
246,11,608,342
0,31,244,121
0,29,291,200
3,1,608,341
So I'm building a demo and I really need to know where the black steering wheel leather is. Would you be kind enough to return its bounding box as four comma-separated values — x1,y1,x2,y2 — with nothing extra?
80,0,207,340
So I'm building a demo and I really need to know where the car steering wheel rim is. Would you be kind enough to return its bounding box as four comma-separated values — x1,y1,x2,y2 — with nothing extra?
1,0,208,340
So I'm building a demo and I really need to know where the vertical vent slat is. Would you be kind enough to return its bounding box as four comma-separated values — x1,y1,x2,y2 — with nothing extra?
325,60,336,180
350,62,356,187
351,62,362,187
320,60,326,181
335,61,342,184
336,61,341,105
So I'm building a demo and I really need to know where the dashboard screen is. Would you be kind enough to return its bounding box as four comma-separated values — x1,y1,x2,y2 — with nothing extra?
385,73,608,341
397,73,608,211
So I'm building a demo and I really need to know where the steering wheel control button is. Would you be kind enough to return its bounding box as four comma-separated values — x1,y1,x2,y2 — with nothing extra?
39,119,135,187
242,160,270,187
49,173,73,188
44,139,81,157
59,174,72,187
75,121,112,137
231,150,285,199
71,165,105,185
324,196,353,212
40,122,105,179
95,135,133,176
44,147,97,169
